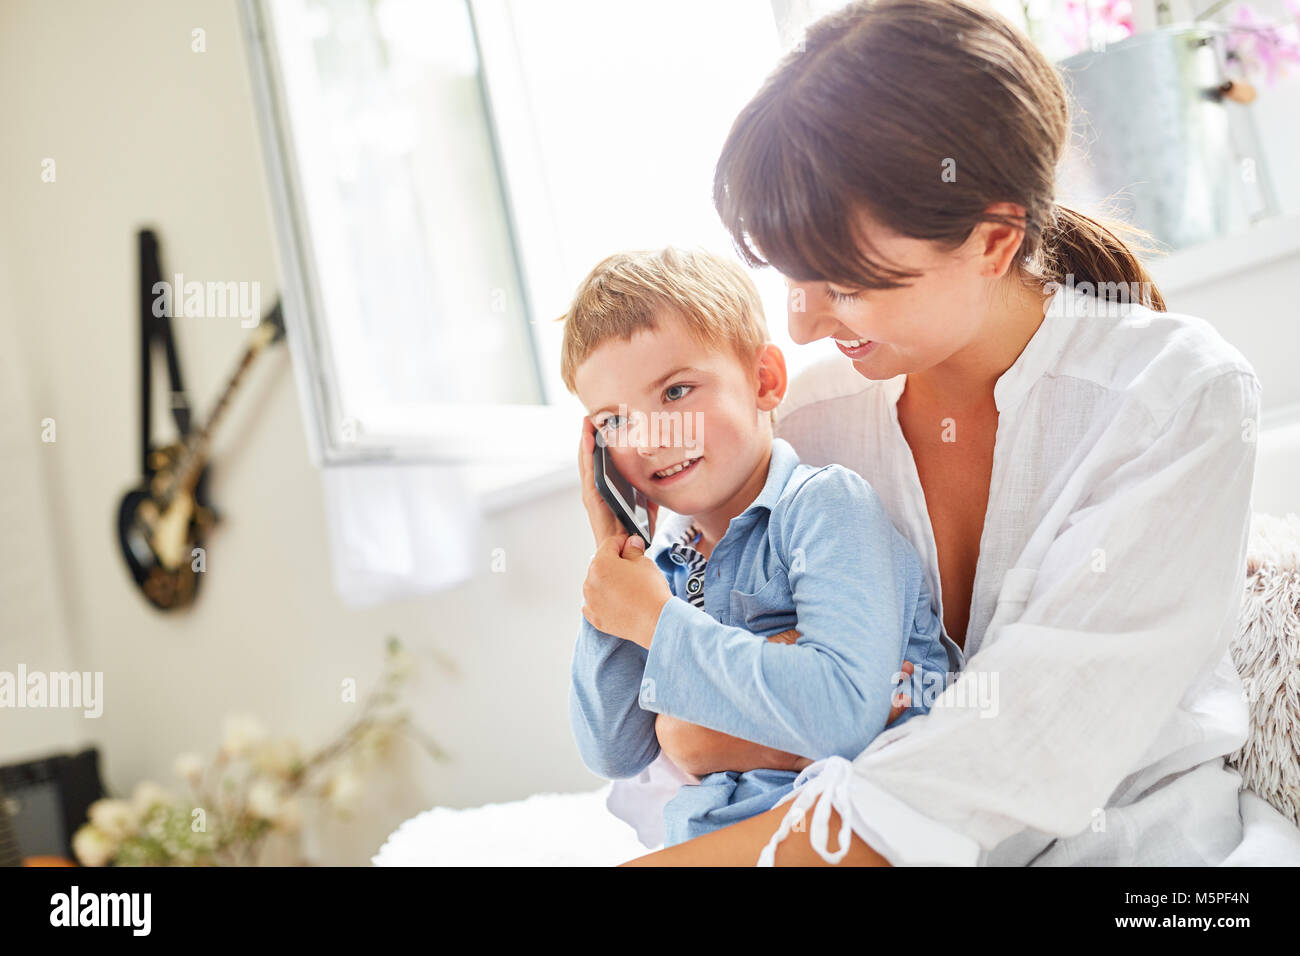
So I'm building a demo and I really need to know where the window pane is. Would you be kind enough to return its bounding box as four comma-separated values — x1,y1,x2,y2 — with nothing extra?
263,0,542,448
492,0,835,385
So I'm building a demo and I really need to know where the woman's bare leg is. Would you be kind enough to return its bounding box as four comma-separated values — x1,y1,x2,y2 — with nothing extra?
619,794,891,866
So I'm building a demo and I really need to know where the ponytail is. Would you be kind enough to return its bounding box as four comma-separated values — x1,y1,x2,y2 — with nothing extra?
1038,202,1166,312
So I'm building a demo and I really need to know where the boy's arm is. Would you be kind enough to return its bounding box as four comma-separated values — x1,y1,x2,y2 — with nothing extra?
571,583,812,778
638,468,925,759
656,661,915,776
655,628,809,776
570,612,813,779
569,614,661,779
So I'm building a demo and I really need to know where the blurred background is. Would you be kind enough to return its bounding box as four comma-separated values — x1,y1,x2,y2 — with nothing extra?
1,0,1297,866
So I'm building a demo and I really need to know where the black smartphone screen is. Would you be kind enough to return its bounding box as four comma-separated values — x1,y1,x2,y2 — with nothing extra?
593,431,653,543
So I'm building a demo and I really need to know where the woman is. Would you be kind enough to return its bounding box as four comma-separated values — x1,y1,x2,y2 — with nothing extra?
587,0,1288,865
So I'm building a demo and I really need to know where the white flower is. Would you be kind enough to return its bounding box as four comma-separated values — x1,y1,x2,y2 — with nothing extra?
72,824,117,867
221,714,268,759
246,777,284,821
251,737,301,778
173,752,205,786
87,798,138,841
246,778,302,832
325,766,363,815
131,780,173,817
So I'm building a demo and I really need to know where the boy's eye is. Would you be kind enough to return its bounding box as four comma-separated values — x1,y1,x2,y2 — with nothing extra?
664,383,693,402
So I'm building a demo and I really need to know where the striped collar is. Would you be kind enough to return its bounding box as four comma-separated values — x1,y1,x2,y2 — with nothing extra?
667,521,707,568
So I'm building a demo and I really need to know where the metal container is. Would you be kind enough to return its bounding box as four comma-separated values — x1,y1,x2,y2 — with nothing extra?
1058,24,1279,250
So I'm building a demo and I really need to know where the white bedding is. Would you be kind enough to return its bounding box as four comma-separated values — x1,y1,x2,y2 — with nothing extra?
371,786,655,867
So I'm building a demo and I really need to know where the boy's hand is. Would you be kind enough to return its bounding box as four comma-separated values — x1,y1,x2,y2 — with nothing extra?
582,533,672,649
578,417,659,546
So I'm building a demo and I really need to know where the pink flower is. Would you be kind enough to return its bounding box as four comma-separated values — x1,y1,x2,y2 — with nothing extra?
1227,2,1300,86
1058,0,1135,57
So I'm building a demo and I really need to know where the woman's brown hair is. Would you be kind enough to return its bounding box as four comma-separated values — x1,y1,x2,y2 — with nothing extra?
713,0,1165,309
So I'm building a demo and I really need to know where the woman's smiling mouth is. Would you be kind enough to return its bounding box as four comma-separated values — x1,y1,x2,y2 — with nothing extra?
833,336,878,358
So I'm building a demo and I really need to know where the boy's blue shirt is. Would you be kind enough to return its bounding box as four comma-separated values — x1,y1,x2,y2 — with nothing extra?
568,436,964,846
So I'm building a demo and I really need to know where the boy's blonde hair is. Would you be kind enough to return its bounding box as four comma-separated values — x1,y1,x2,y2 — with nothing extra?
557,247,771,398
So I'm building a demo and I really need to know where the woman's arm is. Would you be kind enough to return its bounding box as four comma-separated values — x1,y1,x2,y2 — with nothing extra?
620,795,891,866
629,369,1261,866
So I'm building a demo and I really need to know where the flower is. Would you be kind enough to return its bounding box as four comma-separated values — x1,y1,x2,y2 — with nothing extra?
246,777,285,822
246,777,303,832
324,766,363,815
1055,0,1135,56
173,752,204,786
131,780,173,817
72,824,117,867
221,714,268,759
73,638,440,866
1227,2,1300,86
87,798,138,841
252,737,301,778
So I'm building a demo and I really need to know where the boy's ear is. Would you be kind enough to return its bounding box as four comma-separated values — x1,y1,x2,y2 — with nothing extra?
754,343,787,413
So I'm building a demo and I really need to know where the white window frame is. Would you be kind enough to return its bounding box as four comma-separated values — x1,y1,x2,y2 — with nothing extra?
238,0,583,481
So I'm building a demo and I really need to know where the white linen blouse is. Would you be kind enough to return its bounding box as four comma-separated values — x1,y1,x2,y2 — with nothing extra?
751,282,1300,865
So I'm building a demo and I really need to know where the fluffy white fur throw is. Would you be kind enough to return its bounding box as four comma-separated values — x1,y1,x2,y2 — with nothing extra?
1228,512,1300,827
371,785,647,866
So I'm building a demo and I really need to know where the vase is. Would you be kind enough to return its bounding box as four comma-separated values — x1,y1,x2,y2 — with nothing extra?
1057,23,1280,251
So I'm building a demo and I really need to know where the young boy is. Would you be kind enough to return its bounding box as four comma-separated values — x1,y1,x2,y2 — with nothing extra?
560,247,958,847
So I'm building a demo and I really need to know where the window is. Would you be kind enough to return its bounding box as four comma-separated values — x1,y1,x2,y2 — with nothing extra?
242,0,864,474
244,0,561,466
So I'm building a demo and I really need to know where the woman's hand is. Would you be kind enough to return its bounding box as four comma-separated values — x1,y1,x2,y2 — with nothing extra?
581,533,672,648
655,645,916,777
578,416,658,547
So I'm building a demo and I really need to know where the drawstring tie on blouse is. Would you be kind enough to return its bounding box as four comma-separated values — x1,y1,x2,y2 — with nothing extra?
757,755,856,866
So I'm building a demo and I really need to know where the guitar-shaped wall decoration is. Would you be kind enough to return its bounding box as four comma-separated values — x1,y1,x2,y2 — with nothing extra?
117,304,285,611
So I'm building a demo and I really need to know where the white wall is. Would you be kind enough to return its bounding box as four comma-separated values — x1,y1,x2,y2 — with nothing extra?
1160,249,1300,414
0,0,602,865
0,203,82,760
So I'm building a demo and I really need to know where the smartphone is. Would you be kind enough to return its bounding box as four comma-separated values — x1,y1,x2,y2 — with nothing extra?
592,429,653,544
